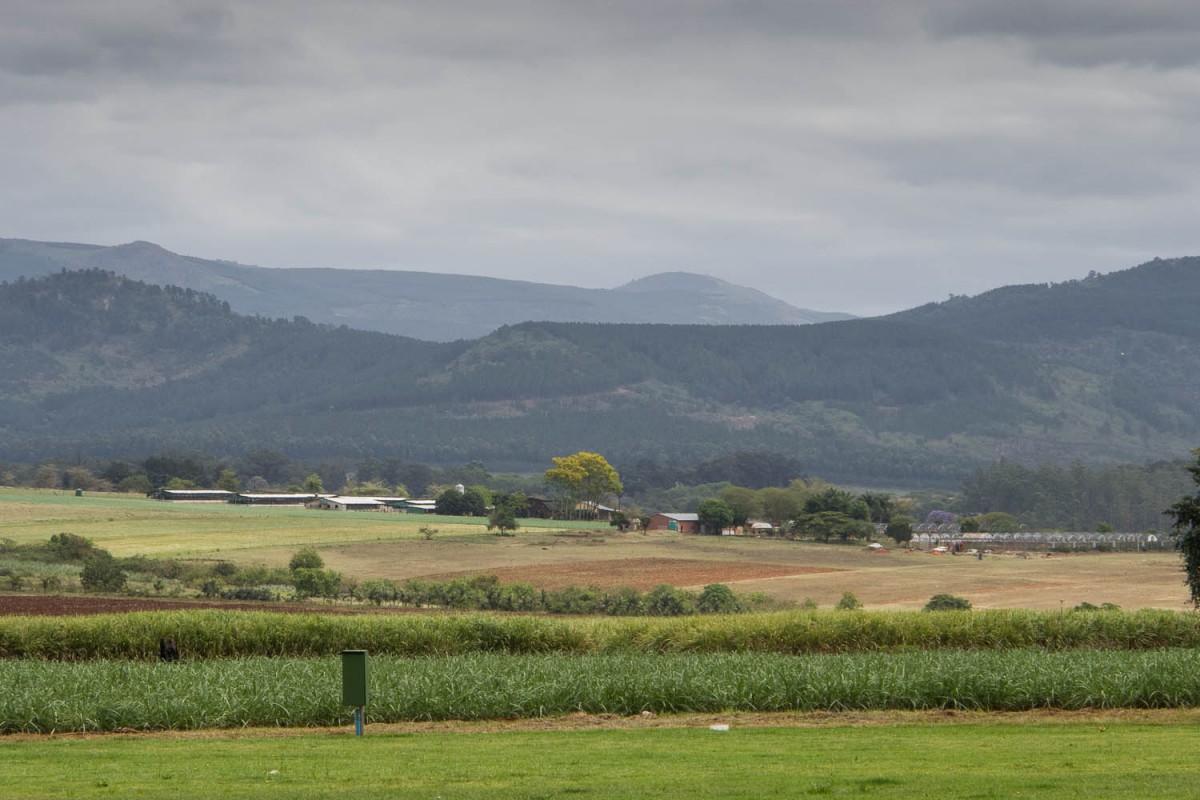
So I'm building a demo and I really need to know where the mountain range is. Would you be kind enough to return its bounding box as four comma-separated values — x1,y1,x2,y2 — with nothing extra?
0,238,849,341
0,253,1197,486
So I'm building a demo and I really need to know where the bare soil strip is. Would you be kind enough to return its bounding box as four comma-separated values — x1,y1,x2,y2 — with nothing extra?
5,708,1200,742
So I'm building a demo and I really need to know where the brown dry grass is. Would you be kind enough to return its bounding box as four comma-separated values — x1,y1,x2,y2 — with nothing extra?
296,530,1190,611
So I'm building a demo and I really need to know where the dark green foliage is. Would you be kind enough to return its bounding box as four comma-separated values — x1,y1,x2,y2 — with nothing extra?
288,548,324,572
923,594,972,612
435,487,487,516
696,498,735,535
796,512,873,543
47,533,100,562
487,491,526,534
487,506,518,535
608,511,632,531
697,584,742,614
836,592,863,611
355,579,400,606
291,568,341,599
342,576,756,617
966,458,1194,532
1073,602,1121,612
221,587,275,601
600,586,644,616
79,552,127,592
644,585,697,616
885,516,915,544
1166,449,1200,607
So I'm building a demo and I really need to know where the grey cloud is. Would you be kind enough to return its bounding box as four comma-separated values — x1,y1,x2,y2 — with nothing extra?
1,1,1199,317
870,136,1186,197
929,1,1200,68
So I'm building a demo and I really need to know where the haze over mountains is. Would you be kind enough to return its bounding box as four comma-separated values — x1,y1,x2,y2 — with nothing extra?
0,253,1197,486
0,238,850,342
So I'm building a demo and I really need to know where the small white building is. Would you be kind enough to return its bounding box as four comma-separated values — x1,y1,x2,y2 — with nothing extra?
315,496,387,511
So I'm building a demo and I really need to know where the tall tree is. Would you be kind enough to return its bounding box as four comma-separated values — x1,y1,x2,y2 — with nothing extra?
544,452,622,518
696,498,735,535
757,487,803,529
1166,448,1200,607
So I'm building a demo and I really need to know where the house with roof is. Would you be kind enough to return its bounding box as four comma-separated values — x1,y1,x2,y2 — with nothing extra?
233,493,319,506
149,488,235,502
315,495,388,511
646,512,700,533
396,498,438,514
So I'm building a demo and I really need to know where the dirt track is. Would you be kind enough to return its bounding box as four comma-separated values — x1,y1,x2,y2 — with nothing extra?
5,708,1200,741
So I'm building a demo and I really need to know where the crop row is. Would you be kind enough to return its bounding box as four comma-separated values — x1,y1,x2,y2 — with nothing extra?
3,608,1200,661
4,649,1200,733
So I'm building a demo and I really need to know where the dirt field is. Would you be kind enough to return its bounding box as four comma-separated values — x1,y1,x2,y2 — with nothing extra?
304,530,1190,611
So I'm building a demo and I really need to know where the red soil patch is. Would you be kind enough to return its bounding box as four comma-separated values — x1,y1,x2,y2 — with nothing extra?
424,558,841,590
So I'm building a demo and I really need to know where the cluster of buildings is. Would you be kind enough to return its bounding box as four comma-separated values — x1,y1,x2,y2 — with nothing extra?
148,488,439,513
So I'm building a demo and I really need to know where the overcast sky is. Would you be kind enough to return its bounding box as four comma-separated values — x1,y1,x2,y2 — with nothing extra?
3,1,1199,315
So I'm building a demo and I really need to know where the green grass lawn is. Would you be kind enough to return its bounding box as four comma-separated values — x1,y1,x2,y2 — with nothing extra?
0,488,595,557
2,721,1196,799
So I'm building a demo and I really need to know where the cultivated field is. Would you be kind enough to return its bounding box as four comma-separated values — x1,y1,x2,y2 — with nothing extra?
0,487,1190,610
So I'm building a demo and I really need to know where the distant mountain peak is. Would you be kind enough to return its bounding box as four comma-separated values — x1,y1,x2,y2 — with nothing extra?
615,272,734,293
0,239,853,340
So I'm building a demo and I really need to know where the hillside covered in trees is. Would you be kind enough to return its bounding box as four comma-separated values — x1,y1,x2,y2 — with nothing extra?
1,260,1198,486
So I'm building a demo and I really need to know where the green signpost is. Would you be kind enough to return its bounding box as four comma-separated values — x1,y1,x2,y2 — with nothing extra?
341,650,368,736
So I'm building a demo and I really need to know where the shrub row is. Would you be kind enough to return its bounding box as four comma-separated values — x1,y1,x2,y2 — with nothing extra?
3,607,1200,661
354,575,753,615
4,649,1200,733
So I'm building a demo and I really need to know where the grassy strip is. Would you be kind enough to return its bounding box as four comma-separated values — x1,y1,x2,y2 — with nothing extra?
0,487,597,557
7,723,1200,800
4,649,1200,733
5,607,1200,660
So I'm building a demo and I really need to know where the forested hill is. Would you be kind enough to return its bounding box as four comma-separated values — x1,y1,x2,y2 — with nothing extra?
0,238,849,341
888,256,1200,448
890,256,1200,342
1,266,1198,485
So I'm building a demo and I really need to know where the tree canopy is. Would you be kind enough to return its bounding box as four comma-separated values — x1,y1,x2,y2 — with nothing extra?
544,452,622,517
1166,448,1200,607
696,498,735,535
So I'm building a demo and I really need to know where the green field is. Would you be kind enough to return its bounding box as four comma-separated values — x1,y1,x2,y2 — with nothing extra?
0,487,592,557
3,721,1198,799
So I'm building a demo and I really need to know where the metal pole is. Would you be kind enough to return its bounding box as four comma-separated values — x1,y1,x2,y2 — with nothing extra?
355,706,364,736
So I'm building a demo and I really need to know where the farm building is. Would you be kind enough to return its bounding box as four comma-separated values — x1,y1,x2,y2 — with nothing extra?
149,489,234,502
233,493,318,506
314,496,388,511
580,502,617,521
524,496,553,518
647,512,700,533
396,498,437,513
